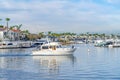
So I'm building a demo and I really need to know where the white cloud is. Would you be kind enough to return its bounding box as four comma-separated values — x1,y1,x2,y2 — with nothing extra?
106,0,120,4
0,0,120,33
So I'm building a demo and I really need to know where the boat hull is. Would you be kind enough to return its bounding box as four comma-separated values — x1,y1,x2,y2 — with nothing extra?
32,48,76,56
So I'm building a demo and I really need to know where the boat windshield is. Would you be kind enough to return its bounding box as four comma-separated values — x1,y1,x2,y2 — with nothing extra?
8,43,13,45
56,45,62,48
42,46,49,49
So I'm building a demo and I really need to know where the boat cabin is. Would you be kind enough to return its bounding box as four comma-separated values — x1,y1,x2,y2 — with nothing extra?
40,42,62,50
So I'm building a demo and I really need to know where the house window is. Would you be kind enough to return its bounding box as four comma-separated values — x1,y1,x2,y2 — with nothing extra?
4,32,7,36
42,46,49,49
11,32,13,35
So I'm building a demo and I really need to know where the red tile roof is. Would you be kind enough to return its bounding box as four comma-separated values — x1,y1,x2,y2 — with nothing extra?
11,29,21,32
0,27,21,32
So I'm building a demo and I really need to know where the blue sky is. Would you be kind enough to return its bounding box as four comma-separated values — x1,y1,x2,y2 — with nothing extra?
0,0,120,33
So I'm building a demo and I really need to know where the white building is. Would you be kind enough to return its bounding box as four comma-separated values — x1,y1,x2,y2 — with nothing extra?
0,27,21,41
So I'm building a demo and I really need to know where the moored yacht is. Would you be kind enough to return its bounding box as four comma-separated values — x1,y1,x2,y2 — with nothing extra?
0,41,20,49
108,40,120,47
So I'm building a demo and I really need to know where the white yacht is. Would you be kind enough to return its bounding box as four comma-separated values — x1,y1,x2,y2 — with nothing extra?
0,41,33,49
32,42,76,56
0,41,20,49
108,40,120,47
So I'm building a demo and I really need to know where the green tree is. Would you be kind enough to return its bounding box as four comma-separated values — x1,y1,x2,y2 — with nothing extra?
39,32,45,38
10,26,15,30
0,19,3,27
15,24,22,30
23,30,30,34
0,19,2,21
5,18,10,28
18,24,22,30
0,19,2,23
48,31,52,36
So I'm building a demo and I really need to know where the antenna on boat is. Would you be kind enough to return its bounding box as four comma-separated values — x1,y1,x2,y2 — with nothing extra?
46,36,50,44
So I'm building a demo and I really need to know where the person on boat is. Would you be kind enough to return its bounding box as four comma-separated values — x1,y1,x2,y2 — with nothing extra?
52,46,56,50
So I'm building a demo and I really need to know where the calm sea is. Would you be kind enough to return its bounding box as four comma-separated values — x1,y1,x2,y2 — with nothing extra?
0,44,120,80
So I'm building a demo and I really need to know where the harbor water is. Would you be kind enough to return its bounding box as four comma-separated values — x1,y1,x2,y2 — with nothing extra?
0,44,120,80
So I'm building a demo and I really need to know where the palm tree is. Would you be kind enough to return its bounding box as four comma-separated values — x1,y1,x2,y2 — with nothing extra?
0,19,2,27
15,24,22,30
0,19,2,21
17,24,22,30
48,31,52,36
5,18,10,28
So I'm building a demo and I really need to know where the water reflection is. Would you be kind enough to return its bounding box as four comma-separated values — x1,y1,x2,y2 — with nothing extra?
32,55,76,74
0,56,27,70
0,49,31,56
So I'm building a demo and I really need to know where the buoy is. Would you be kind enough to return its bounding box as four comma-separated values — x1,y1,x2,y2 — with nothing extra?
88,49,90,52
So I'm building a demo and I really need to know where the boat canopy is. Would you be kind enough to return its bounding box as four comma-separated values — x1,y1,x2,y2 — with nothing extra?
42,42,61,46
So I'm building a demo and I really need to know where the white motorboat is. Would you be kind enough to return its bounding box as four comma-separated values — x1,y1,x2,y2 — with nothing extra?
108,40,120,48
0,41,33,49
32,42,76,56
0,41,20,49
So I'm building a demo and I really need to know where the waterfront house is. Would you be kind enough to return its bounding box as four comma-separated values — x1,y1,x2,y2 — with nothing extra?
0,27,7,41
0,27,22,41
